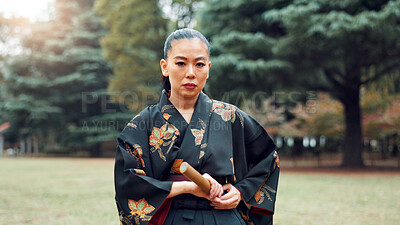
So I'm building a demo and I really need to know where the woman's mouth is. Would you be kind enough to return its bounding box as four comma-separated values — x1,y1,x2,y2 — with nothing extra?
183,83,197,89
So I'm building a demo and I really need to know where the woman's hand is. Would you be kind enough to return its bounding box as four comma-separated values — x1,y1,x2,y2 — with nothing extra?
167,173,223,200
210,183,242,209
185,173,223,200
203,173,224,199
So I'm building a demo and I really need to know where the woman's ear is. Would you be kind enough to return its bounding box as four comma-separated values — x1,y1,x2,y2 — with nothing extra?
207,61,211,79
160,59,168,77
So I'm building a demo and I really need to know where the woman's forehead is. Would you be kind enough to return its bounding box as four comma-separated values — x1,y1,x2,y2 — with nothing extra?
168,38,209,58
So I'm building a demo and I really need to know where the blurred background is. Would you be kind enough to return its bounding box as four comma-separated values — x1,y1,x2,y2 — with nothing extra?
0,0,399,224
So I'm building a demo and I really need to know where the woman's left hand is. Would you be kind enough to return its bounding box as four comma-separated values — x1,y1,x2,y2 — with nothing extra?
210,183,242,209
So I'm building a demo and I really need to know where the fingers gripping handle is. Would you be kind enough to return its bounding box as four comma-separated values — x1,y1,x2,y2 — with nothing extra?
180,162,211,193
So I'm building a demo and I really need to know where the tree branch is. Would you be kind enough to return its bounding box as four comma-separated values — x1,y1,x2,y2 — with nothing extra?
323,69,349,102
324,69,345,90
361,60,400,85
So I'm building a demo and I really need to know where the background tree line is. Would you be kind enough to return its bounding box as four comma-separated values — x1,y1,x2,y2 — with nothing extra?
0,0,399,167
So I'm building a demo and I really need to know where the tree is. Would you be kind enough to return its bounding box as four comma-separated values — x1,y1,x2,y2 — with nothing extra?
280,93,344,139
201,0,400,167
0,0,129,156
94,0,169,109
94,0,205,109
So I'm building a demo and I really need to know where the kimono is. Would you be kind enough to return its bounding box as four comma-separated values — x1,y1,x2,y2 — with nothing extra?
115,90,280,225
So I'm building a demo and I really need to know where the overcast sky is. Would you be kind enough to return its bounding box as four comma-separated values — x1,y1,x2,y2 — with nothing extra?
0,0,54,21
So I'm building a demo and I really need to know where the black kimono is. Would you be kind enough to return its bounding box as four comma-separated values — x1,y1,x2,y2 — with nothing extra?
115,90,280,225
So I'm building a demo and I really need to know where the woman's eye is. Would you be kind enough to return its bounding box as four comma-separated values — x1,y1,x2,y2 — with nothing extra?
196,63,205,67
176,62,185,66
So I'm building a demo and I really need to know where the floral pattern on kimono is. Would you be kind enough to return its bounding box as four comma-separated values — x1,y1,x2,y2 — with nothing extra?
149,122,180,161
115,90,279,225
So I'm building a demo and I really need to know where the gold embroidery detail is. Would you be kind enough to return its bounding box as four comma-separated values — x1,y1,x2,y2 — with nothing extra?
255,183,276,204
274,151,280,168
126,143,145,168
161,104,175,113
200,143,208,149
198,118,206,129
127,122,137,129
133,169,146,176
199,151,205,159
230,157,236,181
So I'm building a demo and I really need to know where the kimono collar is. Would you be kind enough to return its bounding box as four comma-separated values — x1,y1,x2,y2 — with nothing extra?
157,89,213,126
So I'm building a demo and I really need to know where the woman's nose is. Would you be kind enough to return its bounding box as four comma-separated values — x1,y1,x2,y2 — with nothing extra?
186,65,195,78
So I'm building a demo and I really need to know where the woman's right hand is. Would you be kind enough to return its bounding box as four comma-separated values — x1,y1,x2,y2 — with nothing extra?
188,173,223,200
167,173,223,200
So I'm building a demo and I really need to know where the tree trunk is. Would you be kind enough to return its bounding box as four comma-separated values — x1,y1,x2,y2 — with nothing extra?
26,136,32,156
33,136,39,157
341,87,364,167
20,139,25,155
0,134,4,157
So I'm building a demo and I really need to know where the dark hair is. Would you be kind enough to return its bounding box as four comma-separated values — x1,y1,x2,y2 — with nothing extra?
162,28,210,92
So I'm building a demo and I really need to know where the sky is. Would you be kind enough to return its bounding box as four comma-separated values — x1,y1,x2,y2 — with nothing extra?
0,0,54,21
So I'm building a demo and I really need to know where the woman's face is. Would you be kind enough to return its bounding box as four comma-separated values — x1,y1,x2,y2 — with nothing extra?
160,38,211,100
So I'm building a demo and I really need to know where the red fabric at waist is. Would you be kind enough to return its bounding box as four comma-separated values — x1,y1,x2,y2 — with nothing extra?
166,174,190,182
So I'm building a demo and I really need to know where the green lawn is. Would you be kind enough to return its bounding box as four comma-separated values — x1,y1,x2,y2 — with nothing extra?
0,158,399,225
0,158,116,224
275,171,400,225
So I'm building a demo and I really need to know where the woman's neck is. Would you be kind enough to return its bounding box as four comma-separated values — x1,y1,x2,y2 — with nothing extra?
169,92,198,110
169,92,199,123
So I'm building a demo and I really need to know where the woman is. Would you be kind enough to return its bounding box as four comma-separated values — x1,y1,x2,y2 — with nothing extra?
115,28,279,225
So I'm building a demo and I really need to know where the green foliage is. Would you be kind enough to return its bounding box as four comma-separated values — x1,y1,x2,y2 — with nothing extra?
94,0,205,109
94,0,169,108
0,0,130,153
202,0,400,166
203,0,400,101
161,0,205,28
262,0,400,100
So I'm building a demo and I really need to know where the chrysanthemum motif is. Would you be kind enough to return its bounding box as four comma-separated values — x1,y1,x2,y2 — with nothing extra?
149,123,179,161
211,102,237,123
191,118,207,146
191,128,205,146
128,198,155,224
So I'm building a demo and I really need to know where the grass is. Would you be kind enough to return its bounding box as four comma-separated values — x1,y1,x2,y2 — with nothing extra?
1,158,399,225
0,158,116,224
275,171,400,225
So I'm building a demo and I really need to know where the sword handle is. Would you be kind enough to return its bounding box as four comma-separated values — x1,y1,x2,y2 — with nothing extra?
180,162,211,193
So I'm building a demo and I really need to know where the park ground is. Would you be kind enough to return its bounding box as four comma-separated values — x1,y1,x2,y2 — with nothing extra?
0,157,399,225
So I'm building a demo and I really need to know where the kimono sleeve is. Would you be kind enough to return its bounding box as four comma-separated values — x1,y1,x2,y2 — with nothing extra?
233,110,280,224
115,109,173,225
